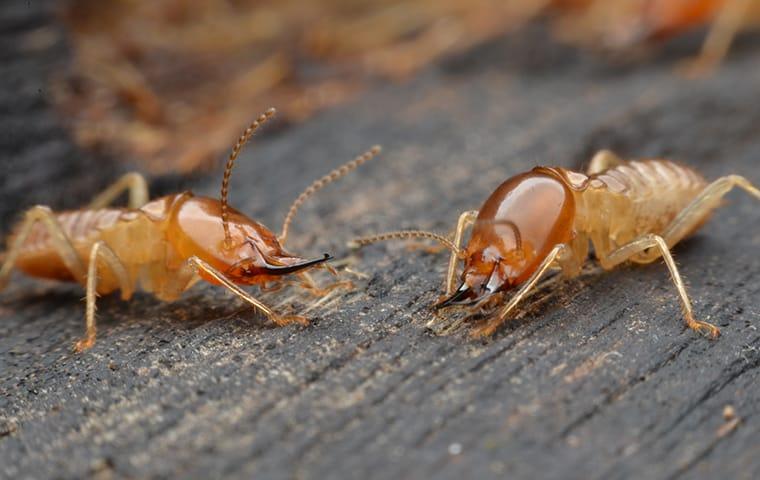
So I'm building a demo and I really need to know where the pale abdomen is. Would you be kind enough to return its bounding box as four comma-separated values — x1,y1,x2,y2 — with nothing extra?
578,159,708,245
9,207,169,295
10,209,128,282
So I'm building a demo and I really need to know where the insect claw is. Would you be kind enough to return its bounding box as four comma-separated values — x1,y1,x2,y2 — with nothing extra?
693,321,721,339
73,337,95,352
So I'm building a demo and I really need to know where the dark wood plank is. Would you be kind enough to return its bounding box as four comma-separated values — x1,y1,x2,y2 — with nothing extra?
2,3,760,479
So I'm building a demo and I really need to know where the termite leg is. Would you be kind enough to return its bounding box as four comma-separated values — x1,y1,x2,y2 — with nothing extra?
682,0,753,75
153,261,200,302
599,234,719,338
262,270,350,296
634,175,760,264
297,271,352,297
74,241,133,352
0,206,86,291
445,210,478,295
188,256,308,327
259,281,288,294
88,172,149,209
586,150,624,175
472,243,576,338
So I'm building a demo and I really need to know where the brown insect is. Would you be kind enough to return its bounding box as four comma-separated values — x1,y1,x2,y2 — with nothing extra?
0,108,381,351
352,150,760,337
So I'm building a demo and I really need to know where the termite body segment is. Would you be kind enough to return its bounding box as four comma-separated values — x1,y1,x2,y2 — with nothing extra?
0,108,382,351
353,150,760,338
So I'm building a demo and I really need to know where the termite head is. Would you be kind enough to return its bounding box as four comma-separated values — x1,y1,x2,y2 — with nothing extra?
165,107,333,286
162,107,380,287
437,169,576,308
168,195,330,285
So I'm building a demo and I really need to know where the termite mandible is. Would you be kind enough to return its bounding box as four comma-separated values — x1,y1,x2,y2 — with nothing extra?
351,150,760,338
0,108,381,351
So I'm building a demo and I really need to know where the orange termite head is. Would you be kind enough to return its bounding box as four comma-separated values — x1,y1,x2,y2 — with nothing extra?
437,168,576,308
162,107,330,286
166,108,381,286
166,194,330,285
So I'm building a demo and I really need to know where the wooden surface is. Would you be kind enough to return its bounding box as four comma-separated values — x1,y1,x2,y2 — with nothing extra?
2,3,760,479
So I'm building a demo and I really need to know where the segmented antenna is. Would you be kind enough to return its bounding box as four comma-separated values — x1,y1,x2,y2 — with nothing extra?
221,108,276,246
279,145,382,245
348,230,460,257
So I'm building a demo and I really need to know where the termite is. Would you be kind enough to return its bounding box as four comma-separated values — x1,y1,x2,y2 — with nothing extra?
351,150,760,337
0,108,381,351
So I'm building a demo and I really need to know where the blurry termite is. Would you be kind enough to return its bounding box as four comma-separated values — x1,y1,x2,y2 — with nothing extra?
351,150,760,337
551,0,760,73
0,108,381,351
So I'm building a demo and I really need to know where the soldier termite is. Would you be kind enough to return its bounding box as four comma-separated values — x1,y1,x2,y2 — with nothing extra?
0,108,381,351
351,150,760,338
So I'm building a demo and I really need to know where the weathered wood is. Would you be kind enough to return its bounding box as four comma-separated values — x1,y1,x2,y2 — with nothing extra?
2,3,760,479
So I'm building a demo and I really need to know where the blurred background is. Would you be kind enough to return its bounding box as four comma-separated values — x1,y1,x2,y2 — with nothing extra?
50,0,760,173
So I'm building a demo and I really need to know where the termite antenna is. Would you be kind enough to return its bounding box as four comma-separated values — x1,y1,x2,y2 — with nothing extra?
221,107,277,247
278,145,382,245
348,230,461,257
